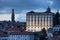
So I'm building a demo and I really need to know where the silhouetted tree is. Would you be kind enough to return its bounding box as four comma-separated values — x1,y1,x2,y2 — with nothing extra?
42,28,47,37
40,28,47,40
54,10,60,25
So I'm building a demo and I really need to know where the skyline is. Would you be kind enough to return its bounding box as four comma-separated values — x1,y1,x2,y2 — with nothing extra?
0,0,60,22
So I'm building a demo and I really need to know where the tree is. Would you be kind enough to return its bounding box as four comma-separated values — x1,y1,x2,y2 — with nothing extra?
42,28,47,37
40,28,47,40
54,10,60,25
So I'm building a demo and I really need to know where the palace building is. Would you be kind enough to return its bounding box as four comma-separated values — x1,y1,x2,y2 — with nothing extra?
26,7,55,32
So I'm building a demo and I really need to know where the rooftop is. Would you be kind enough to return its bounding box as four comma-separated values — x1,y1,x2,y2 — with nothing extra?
10,31,33,35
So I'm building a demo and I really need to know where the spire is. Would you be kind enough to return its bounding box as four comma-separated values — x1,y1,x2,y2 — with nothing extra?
55,10,60,25
46,6,51,13
11,8,15,22
56,10,59,13
56,10,60,16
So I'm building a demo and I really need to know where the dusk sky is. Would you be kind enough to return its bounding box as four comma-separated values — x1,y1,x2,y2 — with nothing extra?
0,0,60,22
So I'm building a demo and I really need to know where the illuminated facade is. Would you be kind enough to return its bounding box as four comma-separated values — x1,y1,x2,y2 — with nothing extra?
26,7,54,32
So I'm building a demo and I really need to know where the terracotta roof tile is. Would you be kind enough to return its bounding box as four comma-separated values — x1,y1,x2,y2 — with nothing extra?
4,27,20,31
10,31,33,35
0,34,8,37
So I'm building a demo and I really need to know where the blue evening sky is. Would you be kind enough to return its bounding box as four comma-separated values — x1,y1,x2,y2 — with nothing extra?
0,0,60,22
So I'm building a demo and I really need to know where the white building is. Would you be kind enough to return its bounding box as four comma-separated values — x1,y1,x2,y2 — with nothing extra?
53,25,60,32
9,32,34,40
0,34,8,40
0,31,34,40
47,25,60,40
26,7,54,32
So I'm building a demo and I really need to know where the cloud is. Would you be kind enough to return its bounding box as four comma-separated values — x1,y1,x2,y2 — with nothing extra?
0,0,54,14
0,14,20,21
0,7,11,14
0,0,53,11
0,0,60,22
47,0,53,6
0,0,60,10
0,14,11,21
16,13,26,22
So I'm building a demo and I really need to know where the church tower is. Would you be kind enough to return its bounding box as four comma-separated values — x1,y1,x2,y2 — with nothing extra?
46,6,51,13
11,8,15,22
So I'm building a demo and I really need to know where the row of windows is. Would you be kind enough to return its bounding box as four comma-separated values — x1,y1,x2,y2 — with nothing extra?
1,39,28,40
27,15,52,17
27,22,52,26
27,18,52,21
27,27,49,32
27,20,53,23
53,28,60,31
8,38,27,40
27,17,52,19
27,28,41,31
27,17,52,20
27,26,51,29
11,35,29,37
27,19,53,21
27,20,53,22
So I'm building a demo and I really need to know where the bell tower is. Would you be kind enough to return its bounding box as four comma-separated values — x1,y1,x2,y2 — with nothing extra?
11,8,15,22
46,6,51,13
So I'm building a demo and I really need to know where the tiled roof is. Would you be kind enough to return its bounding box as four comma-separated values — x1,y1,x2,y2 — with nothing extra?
54,25,60,27
10,31,33,35
0,31,34,37
4,27,20,31
9,28,20,31
0,34,8,37
27,11,55,15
